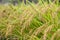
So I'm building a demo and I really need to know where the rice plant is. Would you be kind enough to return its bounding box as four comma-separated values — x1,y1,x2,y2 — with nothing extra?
0,0,60,40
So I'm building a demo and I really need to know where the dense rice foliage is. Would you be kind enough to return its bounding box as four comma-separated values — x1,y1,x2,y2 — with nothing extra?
0,0,60,40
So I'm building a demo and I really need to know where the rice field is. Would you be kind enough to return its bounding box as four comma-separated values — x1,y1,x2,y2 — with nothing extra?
0,0,60,40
